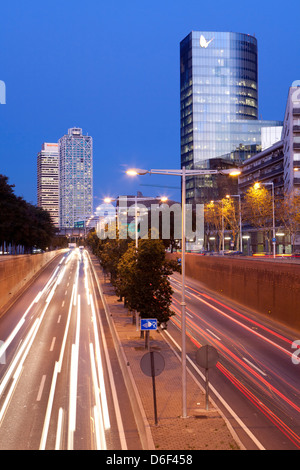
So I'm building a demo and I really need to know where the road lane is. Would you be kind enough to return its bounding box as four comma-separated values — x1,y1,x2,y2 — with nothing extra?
168,273,300,450
0,249,142,450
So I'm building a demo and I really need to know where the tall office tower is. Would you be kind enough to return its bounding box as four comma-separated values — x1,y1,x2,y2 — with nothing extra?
37,143,59,227
58,127,93,229
180,31,282,204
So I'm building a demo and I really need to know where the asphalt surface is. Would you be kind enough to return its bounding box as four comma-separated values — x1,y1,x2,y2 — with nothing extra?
0,249,142,450
1,249,299,452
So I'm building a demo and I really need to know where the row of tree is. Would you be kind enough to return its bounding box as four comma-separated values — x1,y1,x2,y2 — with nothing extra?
86,229,181,329
0,174,58,253
204,186,300,251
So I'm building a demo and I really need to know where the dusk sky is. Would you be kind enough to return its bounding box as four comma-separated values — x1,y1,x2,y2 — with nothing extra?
0,0,299,208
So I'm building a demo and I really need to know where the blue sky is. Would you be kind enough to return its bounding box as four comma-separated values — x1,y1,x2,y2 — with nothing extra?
0,0,299,207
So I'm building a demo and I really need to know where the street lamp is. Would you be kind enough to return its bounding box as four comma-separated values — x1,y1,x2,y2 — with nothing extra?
104,195,168,248
127,166,240,418
253,182,276,258
226,194,242,253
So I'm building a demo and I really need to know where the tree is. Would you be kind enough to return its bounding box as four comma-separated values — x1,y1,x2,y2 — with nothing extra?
222,197,240,250
115,242,138,309
204,200,223,251
242,185,273,252
117,239,180,327
86,228,130,283
0,174,56,254
277,192,300,252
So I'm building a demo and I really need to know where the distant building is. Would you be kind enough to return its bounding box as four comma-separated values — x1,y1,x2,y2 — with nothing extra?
180,31,282,205
282,84,300,194
238,82,300,254
239,82,300,197
238,140,284,198
58,127,93,229
37,143,59,227
261,126,283,151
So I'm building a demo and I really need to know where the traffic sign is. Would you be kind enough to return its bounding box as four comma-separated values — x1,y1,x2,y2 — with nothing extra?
196,344,219,369
272,237,276,243
195,345,219,411
141,319,157,330
140,351,165,425
140,351,165,377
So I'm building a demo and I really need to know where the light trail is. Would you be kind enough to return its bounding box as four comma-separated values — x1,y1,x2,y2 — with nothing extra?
171,278,296,359
169,284,300,449
68,295,81,450
172,297,300,414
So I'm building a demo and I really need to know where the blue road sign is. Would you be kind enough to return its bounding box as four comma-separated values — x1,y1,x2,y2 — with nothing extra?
140,319,157,331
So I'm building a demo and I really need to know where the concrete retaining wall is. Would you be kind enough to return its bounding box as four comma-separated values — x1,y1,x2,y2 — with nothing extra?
0,250,65,314
167,253,300,332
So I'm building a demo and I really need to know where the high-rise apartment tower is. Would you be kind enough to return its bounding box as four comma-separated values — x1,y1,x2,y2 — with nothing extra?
58,127,93,229
37,143,59,227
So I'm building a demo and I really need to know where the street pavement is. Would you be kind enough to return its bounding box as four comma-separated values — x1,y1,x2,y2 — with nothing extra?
89,254,243,451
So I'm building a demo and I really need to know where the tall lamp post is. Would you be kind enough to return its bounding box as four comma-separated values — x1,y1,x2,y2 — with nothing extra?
254,182,275,258
127,166,240,418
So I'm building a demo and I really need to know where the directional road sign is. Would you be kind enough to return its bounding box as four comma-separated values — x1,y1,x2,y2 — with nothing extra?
140,319,158,331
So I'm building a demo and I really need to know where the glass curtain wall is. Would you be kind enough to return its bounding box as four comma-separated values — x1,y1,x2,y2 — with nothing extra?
59,128,93,229
180,31,282,204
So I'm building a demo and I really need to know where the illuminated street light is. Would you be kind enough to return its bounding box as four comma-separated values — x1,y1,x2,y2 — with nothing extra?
127,165,240,418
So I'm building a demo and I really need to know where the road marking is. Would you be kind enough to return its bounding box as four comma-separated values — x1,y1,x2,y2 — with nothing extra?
61,301,65,308
50,337,56,352
57,315,61,324
39,362,60,450
55,408,64,450
164,330,265,450
243,357,267,376
206,329,221,341
36,375,47,401
40,284,75,450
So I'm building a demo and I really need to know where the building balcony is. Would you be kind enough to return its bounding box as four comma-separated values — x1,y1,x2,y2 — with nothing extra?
293,108,300,115
293,125,300,132
293,142,300,150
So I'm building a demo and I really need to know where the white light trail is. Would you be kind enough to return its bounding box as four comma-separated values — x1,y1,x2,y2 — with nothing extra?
89,294,110,430
90,343,107,449
68,295,81,450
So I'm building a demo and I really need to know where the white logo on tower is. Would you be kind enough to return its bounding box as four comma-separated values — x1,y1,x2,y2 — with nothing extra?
199,35,214,48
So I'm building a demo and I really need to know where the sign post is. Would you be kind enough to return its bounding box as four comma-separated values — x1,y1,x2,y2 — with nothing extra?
140,319,157,350
140,351,165,425
196,345,219,410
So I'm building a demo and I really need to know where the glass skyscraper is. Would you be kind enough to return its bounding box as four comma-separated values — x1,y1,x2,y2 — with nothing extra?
180,31,282,204
59,127,93,229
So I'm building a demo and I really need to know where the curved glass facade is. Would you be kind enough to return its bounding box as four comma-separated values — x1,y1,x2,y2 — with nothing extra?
180,31,282,204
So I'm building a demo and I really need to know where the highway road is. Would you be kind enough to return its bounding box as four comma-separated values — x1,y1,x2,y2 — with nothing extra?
167,273,300,450
0,249,142,450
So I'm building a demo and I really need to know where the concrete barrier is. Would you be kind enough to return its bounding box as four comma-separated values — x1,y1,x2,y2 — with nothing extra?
0,250,65,315
167,253,300,332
